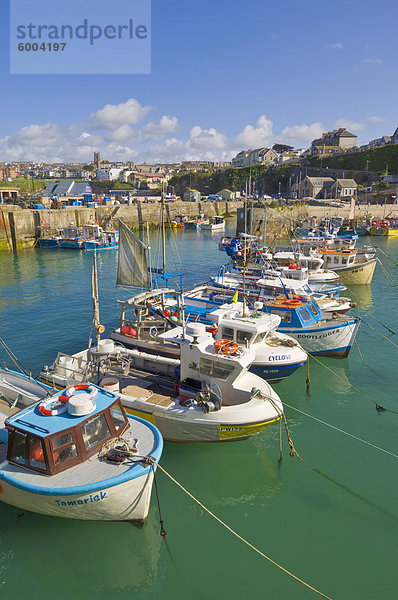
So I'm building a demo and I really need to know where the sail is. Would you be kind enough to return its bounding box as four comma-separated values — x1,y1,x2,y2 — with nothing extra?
117,219,151,289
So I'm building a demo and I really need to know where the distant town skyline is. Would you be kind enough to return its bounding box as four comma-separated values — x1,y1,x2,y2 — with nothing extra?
1,0,396,163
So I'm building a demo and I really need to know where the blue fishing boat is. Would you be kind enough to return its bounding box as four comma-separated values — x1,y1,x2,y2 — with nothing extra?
0,383,163,521
83,228,119,250
178,286,360,358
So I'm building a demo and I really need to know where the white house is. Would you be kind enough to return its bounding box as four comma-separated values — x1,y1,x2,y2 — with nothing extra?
96,168,123,181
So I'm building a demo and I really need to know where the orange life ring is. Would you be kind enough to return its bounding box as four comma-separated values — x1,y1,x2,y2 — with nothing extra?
214,339,239,355
288,263,297,269
285,298,302,306
64,384,98,398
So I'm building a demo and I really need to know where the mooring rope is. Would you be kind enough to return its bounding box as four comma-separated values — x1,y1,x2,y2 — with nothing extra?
283,402,398,460
305,351,397,414
155,462,333,600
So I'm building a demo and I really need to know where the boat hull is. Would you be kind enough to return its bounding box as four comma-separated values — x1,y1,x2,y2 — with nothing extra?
249,361,306,382
38,239,59,248
0,469,156,522
283,318,360,358
59,240,84,249
123,404,280,443
83,241,119,251
333,258,376,285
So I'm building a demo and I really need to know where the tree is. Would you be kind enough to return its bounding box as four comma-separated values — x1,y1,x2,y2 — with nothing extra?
273,144,294,154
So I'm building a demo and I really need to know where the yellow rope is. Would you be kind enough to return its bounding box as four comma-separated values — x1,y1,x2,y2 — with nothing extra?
156,463,333,600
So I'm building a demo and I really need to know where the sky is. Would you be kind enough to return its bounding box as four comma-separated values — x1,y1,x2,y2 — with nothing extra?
0,0,397,164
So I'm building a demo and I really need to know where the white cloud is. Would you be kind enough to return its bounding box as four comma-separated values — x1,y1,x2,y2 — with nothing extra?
363,58,383,65
334,118,365,131
324,43,343,50
141,116,179,140
105,124,134,143
145,125,228,163
280,122,324,143
354,58,383,70
89,98,152,129
235,115,274,148
366,115,386,124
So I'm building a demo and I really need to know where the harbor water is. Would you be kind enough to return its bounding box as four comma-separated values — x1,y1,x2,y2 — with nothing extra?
1,222,398,600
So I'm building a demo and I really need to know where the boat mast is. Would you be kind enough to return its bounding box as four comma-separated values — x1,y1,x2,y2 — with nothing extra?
242,197,247,316
161,189,166,274
90,249,104,347
146,221,153,290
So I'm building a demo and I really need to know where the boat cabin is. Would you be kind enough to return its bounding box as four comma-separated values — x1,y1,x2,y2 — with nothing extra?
318,249,357,269
4,387,129,476
261,297,322,328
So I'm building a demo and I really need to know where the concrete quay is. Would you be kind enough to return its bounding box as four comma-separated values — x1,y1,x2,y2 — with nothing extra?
0,200,242,251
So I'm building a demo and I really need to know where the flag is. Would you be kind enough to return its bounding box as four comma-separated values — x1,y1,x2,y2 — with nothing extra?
232,291,238,303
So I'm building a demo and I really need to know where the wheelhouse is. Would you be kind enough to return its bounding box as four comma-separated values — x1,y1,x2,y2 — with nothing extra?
262,297,322,328
5,391,129,476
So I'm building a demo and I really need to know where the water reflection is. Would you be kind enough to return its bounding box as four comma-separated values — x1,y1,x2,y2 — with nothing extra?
0,503,162,596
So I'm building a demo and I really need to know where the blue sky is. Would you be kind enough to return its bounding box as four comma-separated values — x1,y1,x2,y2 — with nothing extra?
1,0,397,163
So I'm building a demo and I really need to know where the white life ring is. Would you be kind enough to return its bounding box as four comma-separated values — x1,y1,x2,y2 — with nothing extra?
64,384,98,398
38,394,69,417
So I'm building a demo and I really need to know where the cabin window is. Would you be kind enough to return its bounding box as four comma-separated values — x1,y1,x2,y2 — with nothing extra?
237,330,253,344
9,430,27,465
51,432,77,466
299,307,311,322
253,331,268,343
342,257,348,265
81,413,110,451
333,257,340,265
221,327,234,340
199,358,235,380
271,310,291,323
27,437,47,471
308,303,319,317
110,402,127,431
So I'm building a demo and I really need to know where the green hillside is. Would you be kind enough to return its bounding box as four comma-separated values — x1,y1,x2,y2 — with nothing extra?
309,144,398,174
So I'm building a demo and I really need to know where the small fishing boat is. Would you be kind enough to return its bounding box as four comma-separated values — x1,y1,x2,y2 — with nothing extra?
317,248,377,285
40,323,285,443
200,215,225,232
368,219,398,236
110,289,307,382
184,213,206,229
0,383,163,521
37,226,62,248
183,285,359,357
58,225,84,249
83,227,119,251
0,366,51,407
210,264,346,298
165,215,188,229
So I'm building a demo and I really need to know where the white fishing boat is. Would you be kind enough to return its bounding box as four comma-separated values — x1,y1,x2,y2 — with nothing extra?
0,383,163,521
40,323,284,442
110,288,307,382
317,248,377,285
272,250,339,285
200,215,225,232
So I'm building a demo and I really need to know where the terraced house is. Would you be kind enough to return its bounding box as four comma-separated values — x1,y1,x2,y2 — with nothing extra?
311,128,357,156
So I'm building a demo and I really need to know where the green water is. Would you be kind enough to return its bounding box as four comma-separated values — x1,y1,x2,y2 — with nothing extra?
0,225,397,600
